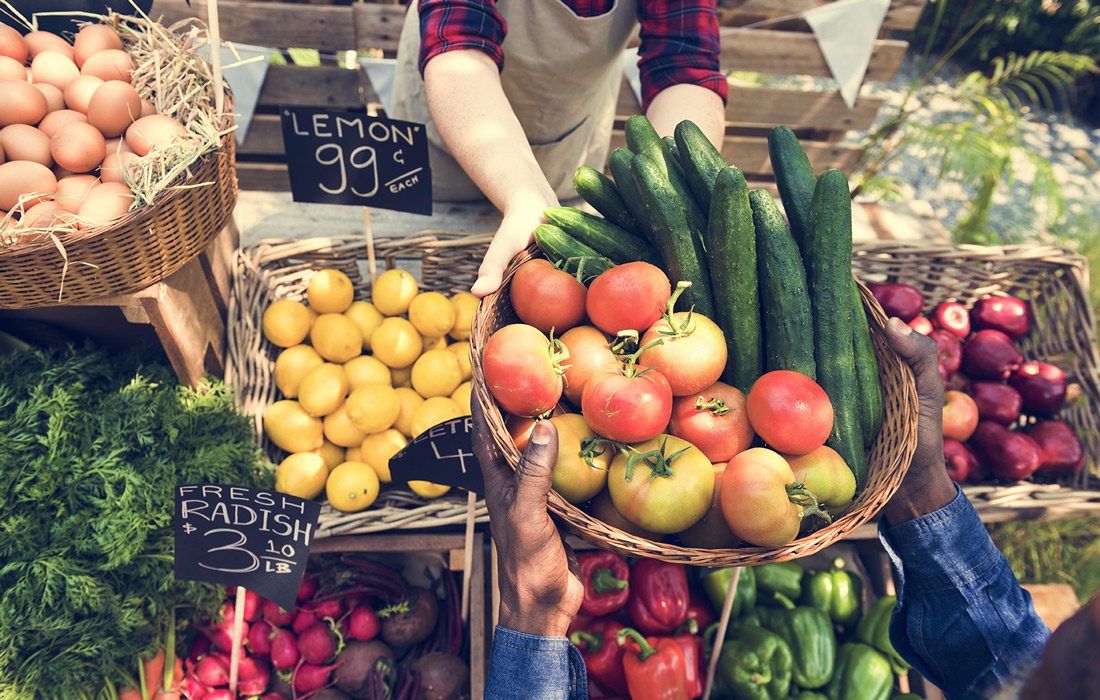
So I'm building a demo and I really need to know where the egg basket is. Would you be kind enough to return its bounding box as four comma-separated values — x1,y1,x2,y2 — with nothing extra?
471,244,921,567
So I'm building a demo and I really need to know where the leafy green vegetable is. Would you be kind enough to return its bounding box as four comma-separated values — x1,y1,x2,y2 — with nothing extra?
0,347,271,700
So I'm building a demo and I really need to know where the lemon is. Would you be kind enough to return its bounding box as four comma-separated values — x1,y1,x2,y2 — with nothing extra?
372,268,419,316
297,363,349,417
323,403,368,447
325,461,380,512
264,400,324,453
262,299,312,348
449,292,479,341
411,349,463,398
307,269,355,314
421,334,448,352
275,452,329,500
411,396,464,437
361,429,407,482
345,384,401,433
447,341,472,381
311,313,363,363
346,445,363,462
451,381,472,413
393,387,424,437
409,291,456,338
314,440,346,471
274,345,324,398
345,301,384,350
371,317,422,368
344,355,392,389
409,480,451,499
390,364,413,388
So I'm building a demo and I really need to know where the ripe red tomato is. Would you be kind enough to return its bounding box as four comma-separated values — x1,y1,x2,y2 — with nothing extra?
783,445,855,515
586,262,671,335
560,325,618,405
482,324,565,416
720,448,827,547
509,259,587,333
747,371,834,455
582,364,673,443
638,284,727,396
549,414,613,504
678,463,741,549
608,435,714,534
668,381,754,463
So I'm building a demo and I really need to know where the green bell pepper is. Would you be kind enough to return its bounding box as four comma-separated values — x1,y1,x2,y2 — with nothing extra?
757,593,835,689
825,643,894,700
754,562,803,603
802,558,863,627
717,625,793,700
891,694,922,700
795,693,830,700
857,596,910,675
703,566,757,618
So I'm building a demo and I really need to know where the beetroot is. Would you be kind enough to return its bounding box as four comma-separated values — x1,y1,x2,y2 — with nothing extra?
1027,420,1085,474
931,330,962,375
297,574,319,603
971,422,1041,481
334,640,394,695
410,652,469,700
969,381,1023,425
293,662,341,695
249,619,274,656
270,628,300,671
908,316,933,336
293,610,319,635
298,619,343,664
943,439,978,483
263,600,296,627
971,296,1030,338
195,655,230,688
1009,362,1067,415
237,657,271,696
932,302,970,338
381,587,440,648
344,606,381,642
961,330,1020,380
868,283,924,322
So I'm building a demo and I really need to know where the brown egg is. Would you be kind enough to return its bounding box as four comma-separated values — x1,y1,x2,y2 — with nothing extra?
0,79,48,126
21,200,75,229
80,49,132,83
139,99,156,118
0,124,52,167
0,55,25,82
30,51,80,91
38,109,86,138
24,32,72,61
103,137,133,159
86,81,140,137
0,160,57,210
125,115,187,156
33,83,65,113
0,140,4,164
99,150,139,184
55,174,99,213
77,181,133,228
0,25,28,64
73,25,123,68
63,75,102,113
50,122,104,173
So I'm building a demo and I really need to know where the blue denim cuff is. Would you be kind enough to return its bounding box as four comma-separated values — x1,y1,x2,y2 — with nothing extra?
487,626,588,699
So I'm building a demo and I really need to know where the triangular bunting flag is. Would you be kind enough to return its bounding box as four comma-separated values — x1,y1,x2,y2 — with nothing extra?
803,0,890,108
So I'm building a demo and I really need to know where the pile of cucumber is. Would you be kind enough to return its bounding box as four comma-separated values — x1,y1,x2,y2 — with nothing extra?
535,118,883,489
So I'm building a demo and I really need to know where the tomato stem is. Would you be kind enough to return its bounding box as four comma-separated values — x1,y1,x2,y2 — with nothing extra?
622,437,689,481
786,482,833,524
613,331,664,378
657,281,697,338
695,396,730,416
547,329,571,376
579,435,619,470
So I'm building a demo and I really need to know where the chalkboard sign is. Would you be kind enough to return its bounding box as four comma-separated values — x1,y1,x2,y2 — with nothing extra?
389,416,483,494
175,485,320,610
280,107,432,215
1,1,154,35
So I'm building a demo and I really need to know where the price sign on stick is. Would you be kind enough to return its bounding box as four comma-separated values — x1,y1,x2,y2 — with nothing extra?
280,107,432,214
174,484,321,611
389,416,484,494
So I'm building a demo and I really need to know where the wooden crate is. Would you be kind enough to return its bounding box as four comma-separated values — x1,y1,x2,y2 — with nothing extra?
148,0,924,190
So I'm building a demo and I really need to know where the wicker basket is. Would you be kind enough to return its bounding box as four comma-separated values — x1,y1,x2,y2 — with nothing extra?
227,234,493,537
471,245,920,567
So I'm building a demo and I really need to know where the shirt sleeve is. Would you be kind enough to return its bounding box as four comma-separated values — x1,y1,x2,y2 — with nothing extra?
485,626,589,699
418,0,507,76
636,0,728,110
878,485,1050,699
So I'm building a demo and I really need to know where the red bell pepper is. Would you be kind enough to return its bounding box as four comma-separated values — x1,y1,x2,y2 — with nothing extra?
617,628,691,700
579,551,630,617
568,612,594,637
669,619,704,698
684,592,715,630
626,559,689,635
570,618,629,696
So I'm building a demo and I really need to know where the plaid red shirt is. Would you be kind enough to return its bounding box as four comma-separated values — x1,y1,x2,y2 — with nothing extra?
417,0,728,109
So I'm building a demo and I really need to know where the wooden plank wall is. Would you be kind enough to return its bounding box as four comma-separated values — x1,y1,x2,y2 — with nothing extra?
148,0,924,191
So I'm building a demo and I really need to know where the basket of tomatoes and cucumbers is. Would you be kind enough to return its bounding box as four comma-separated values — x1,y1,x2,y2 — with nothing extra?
471,119,919,566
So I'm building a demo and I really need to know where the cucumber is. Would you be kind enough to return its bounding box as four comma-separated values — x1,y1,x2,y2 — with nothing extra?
750,189,816,379
533,223,615,281
573,166,641,234
675,120,727,210
708,167,762,393
624,115,708,239
543,206,660,266
769,126,816,255
806,169,866,488
608,147,653,241
851,279,884,447
631,153,715,319
663,136,682,164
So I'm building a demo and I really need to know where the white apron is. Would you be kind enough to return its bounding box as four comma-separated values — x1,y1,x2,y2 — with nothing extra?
391,0,638,202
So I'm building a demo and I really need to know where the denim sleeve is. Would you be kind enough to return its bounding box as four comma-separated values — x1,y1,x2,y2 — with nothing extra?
879,485,1050,699
485,626,588,699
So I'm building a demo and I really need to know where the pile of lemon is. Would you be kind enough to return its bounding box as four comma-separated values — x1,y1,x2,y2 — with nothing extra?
261,267,479,513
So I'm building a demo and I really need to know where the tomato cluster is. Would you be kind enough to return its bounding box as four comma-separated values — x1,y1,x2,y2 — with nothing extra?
483,260,855,547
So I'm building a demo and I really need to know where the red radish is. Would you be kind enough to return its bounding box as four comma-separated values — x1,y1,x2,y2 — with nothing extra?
971,296,1030,338
1009,362,1067,415
263,600,296,627
187,634,212,664
297,574,318,603
586,262,672,334
195,655,229,687
932,302,971,338
237,657,271,696
930,330,962,375
270,628,300,671
293,610,319,634
309,598,343,619
943,439,978,482
908,316,933,335
961,330,1020,380
180,675,208,699
971,422,1041,481
242,589,263,622
298,620,343,664
293,662,341,694
968,381,1023,425
203,691,233,700
1027,420,1085,474
344,606,381,641
248,619,274,656
867,283,924,322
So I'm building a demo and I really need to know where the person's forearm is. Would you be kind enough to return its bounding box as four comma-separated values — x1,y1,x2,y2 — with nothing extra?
880,462,956,526
424,50,557,215
646,84,726,150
